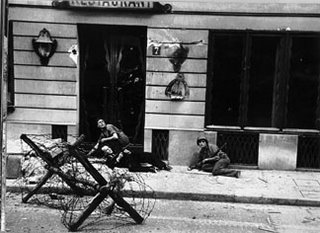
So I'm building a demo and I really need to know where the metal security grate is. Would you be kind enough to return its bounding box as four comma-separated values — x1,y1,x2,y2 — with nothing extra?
217,131,259,165
52,125,68,142
297,135,320,169
152,130,169,161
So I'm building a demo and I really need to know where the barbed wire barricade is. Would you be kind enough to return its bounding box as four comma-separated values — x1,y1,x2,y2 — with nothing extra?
17,134,156,231
17,134,77,208
60,169,156,231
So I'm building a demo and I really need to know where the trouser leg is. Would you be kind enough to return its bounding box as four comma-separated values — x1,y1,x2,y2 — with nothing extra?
201,163,214,172
212,159,238,177
101,140,123,168
105,140,122,155
188,152,200,169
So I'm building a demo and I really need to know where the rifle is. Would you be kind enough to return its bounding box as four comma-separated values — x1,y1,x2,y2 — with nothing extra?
189,142,227,170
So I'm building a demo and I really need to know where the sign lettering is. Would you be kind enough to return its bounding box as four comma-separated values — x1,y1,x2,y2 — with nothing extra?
53,0,154,9
52,0,172,13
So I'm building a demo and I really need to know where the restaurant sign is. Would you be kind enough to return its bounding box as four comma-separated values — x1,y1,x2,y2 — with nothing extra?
52,0,172,13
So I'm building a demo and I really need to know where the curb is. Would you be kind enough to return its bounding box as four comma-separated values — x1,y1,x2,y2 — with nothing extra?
124,190,320,207
6,182,320,208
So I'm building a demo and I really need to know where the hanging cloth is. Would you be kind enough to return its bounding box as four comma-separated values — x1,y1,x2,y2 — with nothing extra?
103,36,124,125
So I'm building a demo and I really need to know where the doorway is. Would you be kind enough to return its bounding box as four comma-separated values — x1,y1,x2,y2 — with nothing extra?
78,24,146,144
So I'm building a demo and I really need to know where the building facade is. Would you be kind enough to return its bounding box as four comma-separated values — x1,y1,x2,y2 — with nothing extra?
6,0,320,171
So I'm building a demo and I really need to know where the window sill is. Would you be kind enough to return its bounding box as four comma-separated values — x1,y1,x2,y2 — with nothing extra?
206,125,241,131
244,127,279,132
282,128,320,135
205,125,320,135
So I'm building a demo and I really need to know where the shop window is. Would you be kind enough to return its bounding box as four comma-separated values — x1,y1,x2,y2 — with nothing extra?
287,37,320,129
207,34,242,126
247,36,278,127
206,31,320,131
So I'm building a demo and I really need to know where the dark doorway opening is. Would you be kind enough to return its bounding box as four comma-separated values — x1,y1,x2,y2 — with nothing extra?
78,24,146,145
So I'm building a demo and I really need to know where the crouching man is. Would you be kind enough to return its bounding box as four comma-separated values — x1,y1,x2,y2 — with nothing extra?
88,119,131,168
188,136,241,178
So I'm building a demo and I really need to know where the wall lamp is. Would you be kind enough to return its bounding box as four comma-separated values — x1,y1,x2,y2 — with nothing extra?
32,28,57,66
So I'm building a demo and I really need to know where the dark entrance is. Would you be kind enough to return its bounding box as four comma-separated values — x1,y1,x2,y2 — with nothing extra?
78,24,146,144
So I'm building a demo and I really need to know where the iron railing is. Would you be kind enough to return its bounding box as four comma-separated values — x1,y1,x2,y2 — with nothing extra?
297,134,320,169
217,131,259,166
152,130,169,161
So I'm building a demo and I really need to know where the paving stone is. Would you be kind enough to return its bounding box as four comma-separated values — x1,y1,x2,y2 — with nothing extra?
294,179,320,187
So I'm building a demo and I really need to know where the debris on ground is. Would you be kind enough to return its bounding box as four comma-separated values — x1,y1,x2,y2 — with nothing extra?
258,177,268,183
258,225,277,232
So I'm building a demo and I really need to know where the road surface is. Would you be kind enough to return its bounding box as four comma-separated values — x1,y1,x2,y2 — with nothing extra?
5,193,320,233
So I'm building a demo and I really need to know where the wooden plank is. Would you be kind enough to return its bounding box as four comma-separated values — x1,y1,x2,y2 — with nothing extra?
14,51,76,67
7,108,77,124
14,36,78,52
14,65,77,81
147,57,207,73
12,21,77,38
146,72,206,87
146,86,206,101
9,7,320,31
15,79,76,95
145,100,205,115
145,113,204,129
15,94,77,109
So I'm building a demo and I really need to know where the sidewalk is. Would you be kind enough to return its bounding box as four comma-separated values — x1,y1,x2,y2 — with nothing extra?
6,166,320,207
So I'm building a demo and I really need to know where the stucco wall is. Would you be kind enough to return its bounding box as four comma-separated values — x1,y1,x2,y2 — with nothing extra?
6,20,79,154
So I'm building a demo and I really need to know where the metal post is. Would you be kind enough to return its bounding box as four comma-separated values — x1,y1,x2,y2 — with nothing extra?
0,0,8,232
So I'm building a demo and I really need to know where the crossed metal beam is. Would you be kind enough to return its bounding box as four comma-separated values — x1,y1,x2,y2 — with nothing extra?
20,134,143,231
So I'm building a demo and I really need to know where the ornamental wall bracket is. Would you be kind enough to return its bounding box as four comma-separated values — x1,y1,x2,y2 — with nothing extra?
165,73,190,101
32,28,57,66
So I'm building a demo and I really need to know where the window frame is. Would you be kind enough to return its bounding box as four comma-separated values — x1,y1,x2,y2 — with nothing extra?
206,30,320,132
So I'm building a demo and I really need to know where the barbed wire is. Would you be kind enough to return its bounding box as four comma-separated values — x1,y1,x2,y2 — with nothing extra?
18,134,156,231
